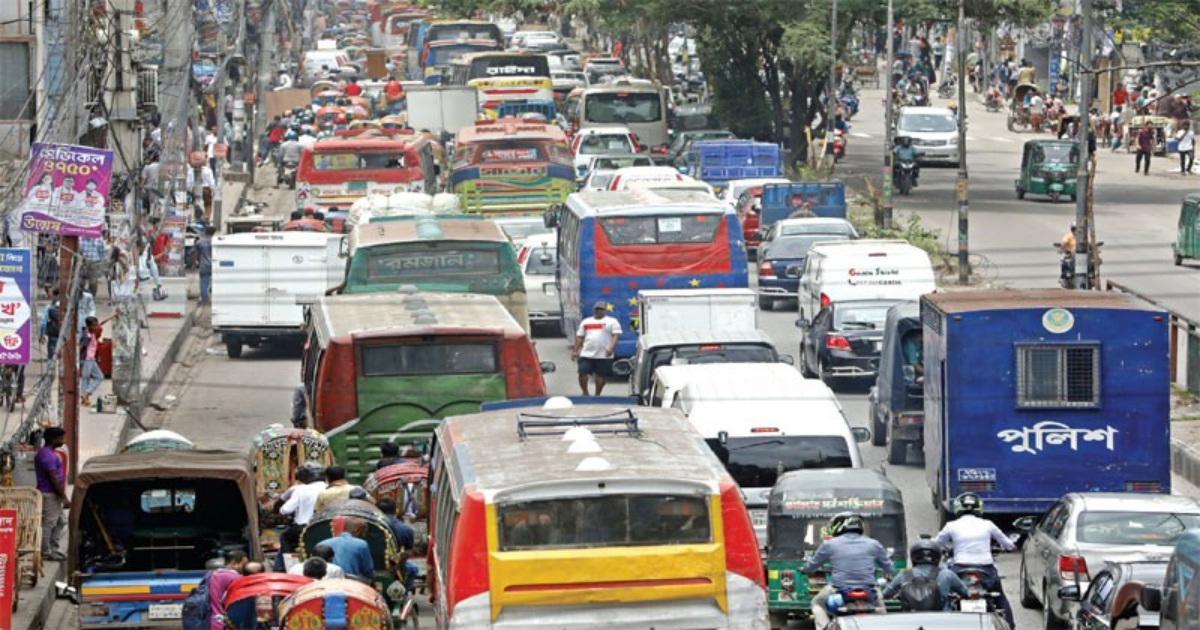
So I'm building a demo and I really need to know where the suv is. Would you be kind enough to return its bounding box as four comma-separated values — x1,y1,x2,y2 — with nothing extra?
895,106,960,166
516,233,560,336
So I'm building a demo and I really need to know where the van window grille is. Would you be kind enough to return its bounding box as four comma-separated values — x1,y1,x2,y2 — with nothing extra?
1016,343,1099,408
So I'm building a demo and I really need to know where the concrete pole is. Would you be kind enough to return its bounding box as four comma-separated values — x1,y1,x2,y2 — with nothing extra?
956,0,970,284
826,0,839,169
882,0,895,229
1074,0,1093,289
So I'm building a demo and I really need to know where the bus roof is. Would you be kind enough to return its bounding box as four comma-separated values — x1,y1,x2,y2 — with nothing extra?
564,189,732,218
456,118,568,144
349,216,509,252
309,129,428,153
436,402,726,496
312,291,526,343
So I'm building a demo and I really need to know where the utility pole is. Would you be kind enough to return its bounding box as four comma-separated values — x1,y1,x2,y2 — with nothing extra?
882,0,895,229
826,0,839,169
213,0,247,230
1075,0,1094,289
956,0,970,285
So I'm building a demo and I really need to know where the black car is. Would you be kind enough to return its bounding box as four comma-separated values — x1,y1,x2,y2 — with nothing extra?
1058,560,1167,629
797,299,903,387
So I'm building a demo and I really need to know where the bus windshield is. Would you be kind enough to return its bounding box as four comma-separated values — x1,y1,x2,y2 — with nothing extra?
366,247,502,280
428,44,497,66
471,55,550,79
585,92,663,124
599,214,721,245
361,342,499,376
708,436,854,488
497,494,711,550
312,150,411,171
427,23,502,44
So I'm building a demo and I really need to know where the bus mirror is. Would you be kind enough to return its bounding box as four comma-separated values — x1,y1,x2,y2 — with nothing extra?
543,208,560,229
678,166,690,175
718,430,728,445
540,361,556,373
1141,585,1162,612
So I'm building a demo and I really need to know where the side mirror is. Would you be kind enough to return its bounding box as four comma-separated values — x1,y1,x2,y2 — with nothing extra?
1141,585,1163,612
1057,585,1081,602
677,166,690,175
1012,515,1038,533
540,361,556,373
778,354,795,365
543,208,560,229
868,387,880,404
851,427,871,443
718,430,728,445
795,318,810,329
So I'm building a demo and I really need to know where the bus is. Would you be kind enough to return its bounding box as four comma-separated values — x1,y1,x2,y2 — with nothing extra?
374,8,427,52
296,129,438,215
417,20,505,84
428,399,768,629
451,118,574,218
301,291,548,479
448,52,554,118
553,189,750,373
341,216,530,330
578,79,671,153
420,39,503,85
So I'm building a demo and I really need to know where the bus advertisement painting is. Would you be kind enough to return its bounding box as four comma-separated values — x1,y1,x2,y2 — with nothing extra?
18,143,114,238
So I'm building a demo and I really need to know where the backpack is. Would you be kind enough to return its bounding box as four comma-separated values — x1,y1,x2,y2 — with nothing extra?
181,572,212,630
44,304,60,339
897,569,944,612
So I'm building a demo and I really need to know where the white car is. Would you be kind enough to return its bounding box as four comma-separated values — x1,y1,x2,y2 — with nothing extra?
571,126,638,172
895,106,960,165
581,154,655,191
517,233,561,335
606,166,695,192
491,216,548,250
512,31,560,48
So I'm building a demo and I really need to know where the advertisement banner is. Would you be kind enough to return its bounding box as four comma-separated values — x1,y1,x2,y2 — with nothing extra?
0,508,16,629
0,250,33,365
18,143,114,238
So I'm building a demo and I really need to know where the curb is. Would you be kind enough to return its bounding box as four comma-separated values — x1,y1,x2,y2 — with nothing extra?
1172,438,1200,488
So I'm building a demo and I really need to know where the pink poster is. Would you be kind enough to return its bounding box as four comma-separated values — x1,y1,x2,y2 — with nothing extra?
18,143,114,238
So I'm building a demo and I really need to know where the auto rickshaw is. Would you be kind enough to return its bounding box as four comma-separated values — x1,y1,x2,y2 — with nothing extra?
765,468,907,629
315,106,347,130
298,500,405,610
1174,193,1200,266
252,425,334,527
869,301,923,465
379,115,407,130
222,573,313,629
278,578,392,629
1007,82,1040,132
1015,139,1079,203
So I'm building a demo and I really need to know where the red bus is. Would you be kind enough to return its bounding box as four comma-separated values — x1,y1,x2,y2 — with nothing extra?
295,128,438,215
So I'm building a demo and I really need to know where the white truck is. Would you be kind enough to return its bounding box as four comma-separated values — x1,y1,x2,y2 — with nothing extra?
403,85,480,136
635,288,758,336
211,232,345,358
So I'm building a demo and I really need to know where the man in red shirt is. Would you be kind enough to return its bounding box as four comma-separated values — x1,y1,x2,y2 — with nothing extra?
1113,84,1128,109
344,80,363,97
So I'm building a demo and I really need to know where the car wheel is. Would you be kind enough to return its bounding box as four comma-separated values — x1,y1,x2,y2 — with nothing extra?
817,356,833,387
1043,584,1065,628
225,341,243,359
1016,187,1025,200
871,410,886,446
1175,251,1184,266
887,436,907,465
1019,557,1040,609
799,346,815,378
759,295,774,310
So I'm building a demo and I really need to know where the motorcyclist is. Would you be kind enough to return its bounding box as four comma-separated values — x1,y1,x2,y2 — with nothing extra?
882,539,968,611
1061,223,1078,254
932,493,1016,628
279,131,303,169
801,513,893,629
893,136,920,187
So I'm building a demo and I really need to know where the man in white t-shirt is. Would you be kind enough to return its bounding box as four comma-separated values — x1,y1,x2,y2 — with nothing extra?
572,301,622,396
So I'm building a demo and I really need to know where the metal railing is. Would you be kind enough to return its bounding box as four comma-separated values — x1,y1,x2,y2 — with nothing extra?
1107,280,1200,395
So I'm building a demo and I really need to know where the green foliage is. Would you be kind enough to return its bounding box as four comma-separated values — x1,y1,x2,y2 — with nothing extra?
1120,0,1200,46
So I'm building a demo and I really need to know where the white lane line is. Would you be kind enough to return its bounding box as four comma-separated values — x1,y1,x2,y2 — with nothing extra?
965,136,977,141
851,132,873,139
990,137,1013,143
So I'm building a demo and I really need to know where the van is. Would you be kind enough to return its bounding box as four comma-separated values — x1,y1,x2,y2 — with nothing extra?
796,239,936,325
629,329,791,404
302,50,349,83
648,361,798,409
670,366,869,549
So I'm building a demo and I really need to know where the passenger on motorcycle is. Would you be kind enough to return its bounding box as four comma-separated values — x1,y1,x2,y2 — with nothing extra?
801,512,894,629
893,137,920,186
882,539,967,611
932,492,1016,629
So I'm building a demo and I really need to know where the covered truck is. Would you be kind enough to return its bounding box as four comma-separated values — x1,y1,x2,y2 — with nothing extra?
683,140,782,195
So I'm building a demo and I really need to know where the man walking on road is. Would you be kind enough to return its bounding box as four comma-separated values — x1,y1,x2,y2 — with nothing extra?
1136,125,1154,175
194,226,215,304
572,301,621,396
35,427,67,561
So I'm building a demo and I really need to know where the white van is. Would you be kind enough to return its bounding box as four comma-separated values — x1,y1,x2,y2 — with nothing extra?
796,239,936,325
302,49,350,83
648,361,797,408
669,365,869,548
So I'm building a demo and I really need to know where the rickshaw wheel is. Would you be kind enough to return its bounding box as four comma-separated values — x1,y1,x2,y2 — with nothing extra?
1050,191,1060,203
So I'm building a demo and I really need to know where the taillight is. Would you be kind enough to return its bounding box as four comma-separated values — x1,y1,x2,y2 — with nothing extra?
826,335,852,351
820,293,831,308
629,136,641,152
517,248,529,265
719,479,766,589
652,145,668,154
1058,555,1090,582
758,261,775,278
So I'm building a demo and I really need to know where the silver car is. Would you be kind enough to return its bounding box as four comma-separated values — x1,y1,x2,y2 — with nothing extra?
517,233,560,336
1015,492,1200,628
895,106,960,166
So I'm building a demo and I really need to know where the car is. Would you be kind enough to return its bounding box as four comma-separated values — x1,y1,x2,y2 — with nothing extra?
797,299,899,387
511,30,560,48
491,216,549,251
545,48,583,70
605,165,692,192
717,176,790,206
585,64,629,85
571,126,638,171
1015,492,1200,628
516,233,560,336
1058,560,1167,630
895,106,960,166
826,611,1011,629
756,219,858,309
580,154,656,191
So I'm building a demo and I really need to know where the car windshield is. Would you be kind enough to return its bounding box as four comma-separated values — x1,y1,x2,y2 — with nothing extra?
707,436,854,488
1076,511,1200,545
899,113,957,133
599,214,721,245
592,156,653,170
524,247,556,275
496,494,711,550
834,304,893,330
585,92,663,123
588,174,615,189
766,234,849,258
780,222,855,237
579,134,634,155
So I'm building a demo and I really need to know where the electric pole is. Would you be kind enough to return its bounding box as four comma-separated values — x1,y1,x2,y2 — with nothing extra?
883,0,895,229
826,0,839,169
1074,0,1094,289
956,0,970,285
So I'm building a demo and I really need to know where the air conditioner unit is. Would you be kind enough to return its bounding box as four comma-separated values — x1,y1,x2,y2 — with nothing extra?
139,67,159,109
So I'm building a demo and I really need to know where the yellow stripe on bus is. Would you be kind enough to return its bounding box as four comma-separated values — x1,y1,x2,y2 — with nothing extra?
81,586,152,595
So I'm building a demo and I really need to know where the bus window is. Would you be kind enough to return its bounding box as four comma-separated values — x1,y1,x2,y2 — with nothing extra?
585,92,663,124
599,215,721,245
496,494,710,550
314,152,408,170
366,248,503,280
361,342,499,376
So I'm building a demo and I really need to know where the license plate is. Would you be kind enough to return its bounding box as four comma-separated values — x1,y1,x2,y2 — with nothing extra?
148,603,183,620
960,599,988,613
348,181,368,191
751,509,767,528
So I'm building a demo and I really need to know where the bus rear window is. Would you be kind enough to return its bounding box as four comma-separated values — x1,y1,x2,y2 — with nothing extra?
585,92,663,124
361,342,498,376
312,152,410,171
497,494,711,550
366,248,502,279
599,215,721,245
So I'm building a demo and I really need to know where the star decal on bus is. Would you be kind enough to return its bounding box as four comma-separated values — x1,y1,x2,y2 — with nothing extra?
627,297,638,306
689,278,701,287
605,302,614,311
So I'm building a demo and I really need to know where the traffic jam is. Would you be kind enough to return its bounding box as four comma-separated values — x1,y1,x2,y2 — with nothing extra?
71,2,1196,630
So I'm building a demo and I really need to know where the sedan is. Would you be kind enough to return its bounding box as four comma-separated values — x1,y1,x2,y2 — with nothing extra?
756,232,851,310
1015,493,1200,628
798,299,900,387
827,611,1011,629
516,233,560,336
1058,560,1167,629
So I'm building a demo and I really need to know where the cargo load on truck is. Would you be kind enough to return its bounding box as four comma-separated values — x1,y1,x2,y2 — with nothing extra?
684,140,783,195
758,181,848,230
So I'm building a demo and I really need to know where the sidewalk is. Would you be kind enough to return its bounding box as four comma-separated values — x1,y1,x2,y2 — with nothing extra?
12,176,249,630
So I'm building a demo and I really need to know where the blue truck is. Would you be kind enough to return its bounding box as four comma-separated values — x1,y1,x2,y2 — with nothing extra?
758,181,847,227
922,289,1171,521
683,140,782,195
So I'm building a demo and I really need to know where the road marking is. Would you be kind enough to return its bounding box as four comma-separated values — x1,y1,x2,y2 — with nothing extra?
851,132,873,139
990,137,1013,143
965,136,977,141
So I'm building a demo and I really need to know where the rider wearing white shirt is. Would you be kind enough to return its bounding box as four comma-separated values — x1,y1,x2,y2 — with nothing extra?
933,493,1015,628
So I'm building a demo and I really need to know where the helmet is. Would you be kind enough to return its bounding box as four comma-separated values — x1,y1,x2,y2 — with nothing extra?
829,512,865,537
909,539,941,566
953,492,984,517
335,114,348,124
285,130,298,141
898,136,912,147
296,462,325,484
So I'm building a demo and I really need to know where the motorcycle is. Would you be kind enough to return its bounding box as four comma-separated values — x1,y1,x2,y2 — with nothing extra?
953,567,1002,614
839,94,860,120
937,75,957,99
832,130,847,162
1054,241,1103,288
825,584,883,619
905,91,929,107
278,161,298,189
985,89,1003,113
895,160,916,196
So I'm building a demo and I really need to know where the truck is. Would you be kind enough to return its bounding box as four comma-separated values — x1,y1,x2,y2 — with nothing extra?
923,289,1171,521
211,232,345,358
683,140,782,195
635,288,757,335
758,181,847,231
403,85,479,135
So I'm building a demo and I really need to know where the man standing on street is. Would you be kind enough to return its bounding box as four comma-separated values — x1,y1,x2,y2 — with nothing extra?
194,226,215,304
572,301,621,396
1136,125,1154,175
80,235,107,299
36,427,68,561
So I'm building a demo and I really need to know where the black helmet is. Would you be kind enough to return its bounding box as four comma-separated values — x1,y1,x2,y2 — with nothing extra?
909,539,941,566
953,492,984,517
829,512,865,537
296,462,325,484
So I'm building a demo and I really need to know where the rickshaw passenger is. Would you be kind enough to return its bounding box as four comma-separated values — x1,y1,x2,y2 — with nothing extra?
318,518,374,579
288,543,345,579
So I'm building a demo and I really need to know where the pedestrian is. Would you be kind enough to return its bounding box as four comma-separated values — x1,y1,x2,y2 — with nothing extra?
1109,106,1124,150
35,427,68,562
571,301,622,396
1136,125,1154,175
1178,121,1195,175
80,314,115,407
317,517,374,578
313,465,362,514
275,463,326,571
37,237,59,298
223,94,234,125
186,163,216,222
344,79,363,97
205,127,218,173
194,226,215,304
1113,83,1128,110
206,549,248,630
79,235,107,298
39,288,61,358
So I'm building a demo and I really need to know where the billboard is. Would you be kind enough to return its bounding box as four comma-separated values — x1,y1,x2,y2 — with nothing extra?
18,143,114,238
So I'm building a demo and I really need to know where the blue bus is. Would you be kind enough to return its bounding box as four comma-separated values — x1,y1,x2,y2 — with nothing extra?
551,189,750,374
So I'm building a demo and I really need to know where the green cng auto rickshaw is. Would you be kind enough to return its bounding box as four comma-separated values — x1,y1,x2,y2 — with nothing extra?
1174,193,1200,266
1016,139,1079,203
766,468,907,629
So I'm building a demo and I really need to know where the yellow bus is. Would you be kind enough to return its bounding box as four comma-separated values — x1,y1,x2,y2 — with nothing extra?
449,52,554,118
450,118,574,217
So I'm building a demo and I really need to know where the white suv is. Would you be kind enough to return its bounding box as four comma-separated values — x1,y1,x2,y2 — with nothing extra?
517,233,561,336
895,106,960,166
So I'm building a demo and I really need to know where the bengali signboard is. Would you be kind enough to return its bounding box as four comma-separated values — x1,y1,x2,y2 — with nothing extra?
18,143,114,238
0,508,16,629
0,250,32,365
